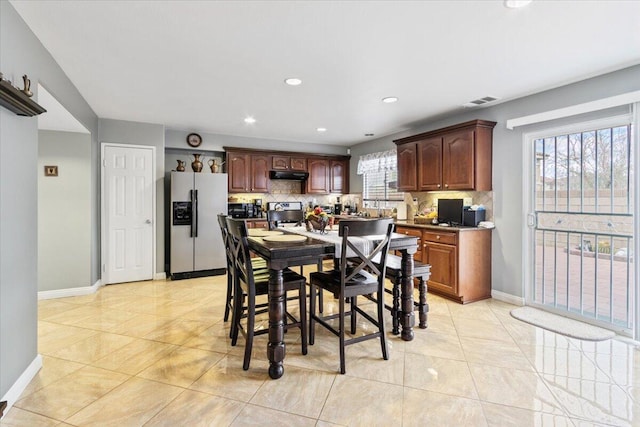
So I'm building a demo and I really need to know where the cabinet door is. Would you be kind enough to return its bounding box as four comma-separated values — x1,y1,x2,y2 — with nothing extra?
443,129,474,190
272,155,289,170
424,241,457,297
307,158,330,194
290,157,307,171
417,137,443,191
397,143,418,191
329,159,347,193
251,155,270,192
228,152,249,192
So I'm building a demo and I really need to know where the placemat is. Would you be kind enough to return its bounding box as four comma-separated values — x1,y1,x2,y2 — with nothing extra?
262,234,308,243
247,229,284,237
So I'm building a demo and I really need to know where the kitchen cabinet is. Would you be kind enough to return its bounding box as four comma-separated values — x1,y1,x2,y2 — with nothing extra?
394,119,496,192
272,155,307,171
226,151,270,193
306,158,330,194
395,223,492,304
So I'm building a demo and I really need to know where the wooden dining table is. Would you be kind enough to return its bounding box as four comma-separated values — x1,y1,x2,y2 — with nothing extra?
248,227,419,379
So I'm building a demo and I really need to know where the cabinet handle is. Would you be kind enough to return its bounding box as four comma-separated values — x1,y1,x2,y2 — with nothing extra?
437,184,441,188
436,235,441,239
444,184,449,188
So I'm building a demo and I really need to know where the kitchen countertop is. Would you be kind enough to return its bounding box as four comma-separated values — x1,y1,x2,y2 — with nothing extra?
394,220,490,232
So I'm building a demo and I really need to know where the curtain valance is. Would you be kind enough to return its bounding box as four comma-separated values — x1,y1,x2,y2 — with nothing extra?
356,149,397,175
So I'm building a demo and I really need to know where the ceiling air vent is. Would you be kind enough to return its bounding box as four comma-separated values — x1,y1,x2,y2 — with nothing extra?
463,96,500,108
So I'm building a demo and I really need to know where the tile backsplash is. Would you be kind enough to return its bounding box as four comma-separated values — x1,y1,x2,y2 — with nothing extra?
411,191,493,221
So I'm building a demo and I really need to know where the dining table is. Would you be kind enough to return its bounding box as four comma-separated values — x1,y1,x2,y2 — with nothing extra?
247,225,419,379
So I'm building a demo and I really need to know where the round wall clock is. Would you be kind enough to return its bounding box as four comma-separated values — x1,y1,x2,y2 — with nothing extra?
186,132,202,147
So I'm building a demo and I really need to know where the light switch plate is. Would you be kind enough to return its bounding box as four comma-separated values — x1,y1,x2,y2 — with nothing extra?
463,197,472,206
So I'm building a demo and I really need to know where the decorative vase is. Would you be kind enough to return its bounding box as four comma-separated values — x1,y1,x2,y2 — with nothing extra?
208,159,219,173
176,160,186,172
191,154,203,172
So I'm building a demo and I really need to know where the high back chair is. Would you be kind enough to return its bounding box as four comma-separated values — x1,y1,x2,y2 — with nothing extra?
266,209,325,312
226,217,308,370
266,209,304,230
217,214,267,324
308,218,394,374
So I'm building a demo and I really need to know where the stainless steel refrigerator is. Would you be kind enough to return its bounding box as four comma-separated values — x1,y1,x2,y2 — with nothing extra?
170,172,228,279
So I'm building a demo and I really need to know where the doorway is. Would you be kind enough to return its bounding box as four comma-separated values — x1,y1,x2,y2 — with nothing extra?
524,115,635,335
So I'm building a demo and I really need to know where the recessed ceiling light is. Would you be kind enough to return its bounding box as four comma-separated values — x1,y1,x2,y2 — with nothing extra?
244,116,256,124
316,127,327,132
365,133,375,137
284,78,302,86
382,97,398,103
504,0,533,8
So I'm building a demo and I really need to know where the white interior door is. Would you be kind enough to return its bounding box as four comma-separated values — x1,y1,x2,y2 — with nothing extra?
102,144,154,284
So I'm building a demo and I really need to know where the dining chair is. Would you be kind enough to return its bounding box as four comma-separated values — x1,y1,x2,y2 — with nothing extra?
226,217,308,370
217,214,267,325
266,209,324,312
308,218,394,374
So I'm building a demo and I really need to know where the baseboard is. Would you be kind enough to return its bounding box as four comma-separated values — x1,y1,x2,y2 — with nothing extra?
491,290,524,306
0,354,42,415
153,272,167,281
38,279,103,300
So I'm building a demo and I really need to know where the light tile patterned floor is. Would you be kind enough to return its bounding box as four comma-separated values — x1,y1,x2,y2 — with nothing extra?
2,272,640,426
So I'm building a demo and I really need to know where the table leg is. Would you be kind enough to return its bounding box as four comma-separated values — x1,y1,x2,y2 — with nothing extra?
267,268,285,379
400,249,416,341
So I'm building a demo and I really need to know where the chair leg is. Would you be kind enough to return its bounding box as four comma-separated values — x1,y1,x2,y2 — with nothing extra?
377,289,389,360
243,292,255,371
224,269,233,322
392,278,400,335
230,290,243,344
317,259,324,313
299,285,307,355
418,277,428,329
339,293,346,374
309,283,316,345
350,296,357,334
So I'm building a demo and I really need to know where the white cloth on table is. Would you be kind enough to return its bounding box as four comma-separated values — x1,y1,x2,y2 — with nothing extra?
284,226,383,258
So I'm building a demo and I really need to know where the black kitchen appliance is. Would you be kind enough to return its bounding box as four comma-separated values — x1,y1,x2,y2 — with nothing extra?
334,203,343,214
228,202,260,218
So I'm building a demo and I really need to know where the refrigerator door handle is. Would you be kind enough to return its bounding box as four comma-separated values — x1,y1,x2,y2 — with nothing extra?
189,189,195,238
194,189,199,238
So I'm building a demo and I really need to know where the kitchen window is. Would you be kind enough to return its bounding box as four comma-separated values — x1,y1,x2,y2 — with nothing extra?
357,149,404,207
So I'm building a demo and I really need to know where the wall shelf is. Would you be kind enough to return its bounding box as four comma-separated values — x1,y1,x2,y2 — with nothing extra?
0,79,46,116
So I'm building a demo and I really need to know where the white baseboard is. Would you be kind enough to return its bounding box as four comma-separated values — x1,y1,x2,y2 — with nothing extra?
492,290,524,306
38,279,103,300
1,354,42,414
153,272,167,281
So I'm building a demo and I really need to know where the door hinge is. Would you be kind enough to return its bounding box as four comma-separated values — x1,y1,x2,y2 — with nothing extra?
102,264,106,272
102,159,106,167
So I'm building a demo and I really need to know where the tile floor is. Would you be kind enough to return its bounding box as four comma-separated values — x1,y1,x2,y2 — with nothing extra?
2,271,640,426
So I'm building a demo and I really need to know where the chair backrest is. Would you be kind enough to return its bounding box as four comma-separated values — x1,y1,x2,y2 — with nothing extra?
266,210,304,230
217,213,233,270
338,218,394,284
225,217,256,288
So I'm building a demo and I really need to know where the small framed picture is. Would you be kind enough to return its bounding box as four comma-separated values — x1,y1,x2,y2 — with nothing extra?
44,165,58,176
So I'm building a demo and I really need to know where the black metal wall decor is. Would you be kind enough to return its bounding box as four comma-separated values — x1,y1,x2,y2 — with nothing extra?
0,72,46,116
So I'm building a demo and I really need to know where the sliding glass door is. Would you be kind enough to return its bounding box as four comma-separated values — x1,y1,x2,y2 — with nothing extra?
525,116,635,334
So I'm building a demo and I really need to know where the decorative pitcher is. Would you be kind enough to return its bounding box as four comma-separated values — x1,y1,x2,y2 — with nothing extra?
176,159,186,172
208,159,219,173
191,154,203,172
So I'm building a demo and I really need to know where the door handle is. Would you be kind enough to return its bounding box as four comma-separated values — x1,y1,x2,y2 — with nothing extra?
145,219,152,224
194,190,199,238
527,213,537,228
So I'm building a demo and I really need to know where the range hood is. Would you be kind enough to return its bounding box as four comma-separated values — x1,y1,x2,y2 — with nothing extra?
269,170,309,180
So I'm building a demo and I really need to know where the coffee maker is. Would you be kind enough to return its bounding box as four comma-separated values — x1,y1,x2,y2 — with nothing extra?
334,196,342,215
252,198,263,218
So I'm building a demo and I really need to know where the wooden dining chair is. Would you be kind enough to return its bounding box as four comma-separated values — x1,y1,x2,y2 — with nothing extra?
217,214,266,325
266,209,324,312
226,217,308,370
308,218,394,374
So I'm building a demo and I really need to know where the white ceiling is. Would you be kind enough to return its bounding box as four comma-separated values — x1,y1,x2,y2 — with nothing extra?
11,0,640,146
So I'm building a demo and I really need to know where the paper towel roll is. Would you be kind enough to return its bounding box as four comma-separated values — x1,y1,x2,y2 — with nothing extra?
396,203,407,220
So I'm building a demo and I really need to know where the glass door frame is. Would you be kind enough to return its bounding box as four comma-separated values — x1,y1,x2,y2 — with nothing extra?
522,112,637,337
